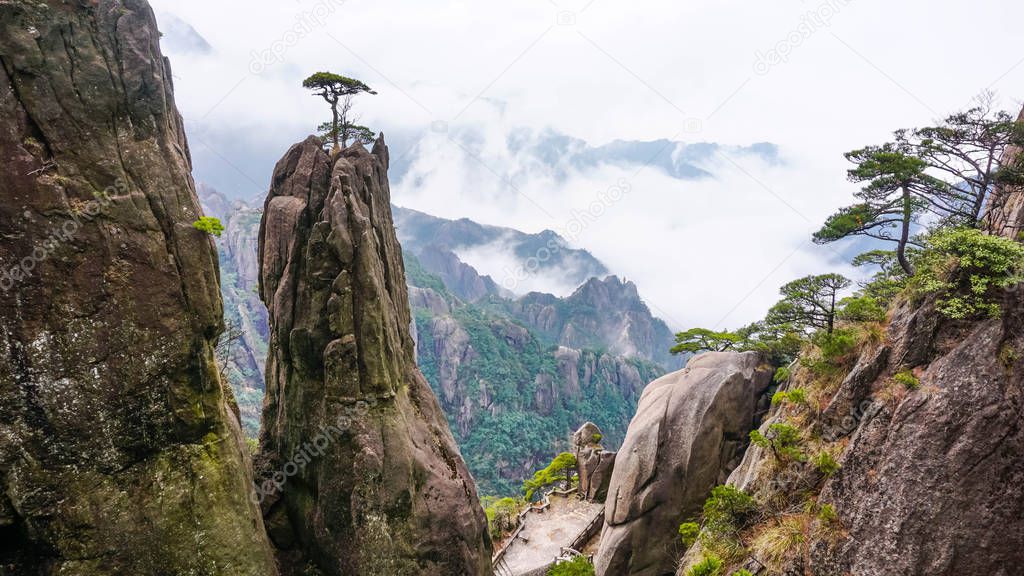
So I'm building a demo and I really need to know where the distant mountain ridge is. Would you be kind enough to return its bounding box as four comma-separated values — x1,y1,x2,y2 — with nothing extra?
392,126,781,184
393,205,609,298
200,185,680,494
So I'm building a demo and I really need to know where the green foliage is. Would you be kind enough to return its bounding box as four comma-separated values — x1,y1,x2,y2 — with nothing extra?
838,295,886,323
817,503,838,524
734,322,804,365
812,328,858,364
686,556,723,576
733,570,754,576
522,452,577,499
404,250,449,294
414,290,663,495
772,387,807,407
703,485,757,535
852,250,912,304
915,227,1024,319
591,433,603,444
547,555,595,576
772,366,791,384
303,71,377,148
192,216,224,237
893,369,920,390
302,71,375,95
814,143,933,275
679,521,700,547
812,450,840,477
765,274,852,335
671,328,743,355
750,422,804,462
482,496,521,540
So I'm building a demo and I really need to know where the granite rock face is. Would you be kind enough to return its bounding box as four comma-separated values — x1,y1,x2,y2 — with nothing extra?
573,422,616,502
810,301,1024,575
256,136,492,575
594,352,772,576
0,1,276,573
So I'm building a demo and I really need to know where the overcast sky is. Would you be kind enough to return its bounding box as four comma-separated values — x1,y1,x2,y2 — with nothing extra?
151,0,1024,330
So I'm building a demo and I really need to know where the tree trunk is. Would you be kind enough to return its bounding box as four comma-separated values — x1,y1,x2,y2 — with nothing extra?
897,185,916,276
827,292,835,335
331,101,340,150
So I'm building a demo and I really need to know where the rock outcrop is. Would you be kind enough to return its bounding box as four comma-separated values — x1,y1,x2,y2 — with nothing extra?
573,422,616,502
256,136,492,575
594,352,773,576
985,106,1024,238
676,124,1024,574
0,1,276,573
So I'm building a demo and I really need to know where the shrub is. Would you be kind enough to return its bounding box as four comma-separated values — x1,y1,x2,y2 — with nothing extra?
592,433,603,444
733,571,754,576
838,295,886,322
483,497,521,540
773,366,791,384
814,328,857,363
703,485,757,535
750,422,805,462
192,216,225,237
679,521,700,547
812,450,840,477
892,370,920,390
771,388,808,407
547,555,594,576
817,503,838,524
686,556,723,576
916,227,1024,319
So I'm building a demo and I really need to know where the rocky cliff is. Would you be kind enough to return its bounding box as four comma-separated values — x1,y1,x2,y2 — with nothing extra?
671,126,1024,575
255,136,492,575
0,1,276,573
594,352,773,576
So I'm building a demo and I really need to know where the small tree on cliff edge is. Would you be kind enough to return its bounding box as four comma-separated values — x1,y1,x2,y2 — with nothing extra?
814,143,933,276
670,328,743,355
302,72,376,149
765,273,851,335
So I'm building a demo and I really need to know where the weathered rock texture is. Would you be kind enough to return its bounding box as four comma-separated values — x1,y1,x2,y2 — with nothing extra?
985,106,1024,238
813,299,1024,575
0,1,276,574
573,422,616,502
678,121,1024,575
256,137,492,575
595,352,773,576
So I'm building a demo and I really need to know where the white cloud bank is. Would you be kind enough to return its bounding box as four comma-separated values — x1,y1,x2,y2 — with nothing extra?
150,0,1024,329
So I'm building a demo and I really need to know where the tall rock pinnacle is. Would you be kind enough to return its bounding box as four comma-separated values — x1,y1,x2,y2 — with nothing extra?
0,0,276,573
256,136,493,575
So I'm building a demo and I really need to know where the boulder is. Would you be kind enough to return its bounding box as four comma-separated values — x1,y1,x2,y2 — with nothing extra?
594,352,773,576
574,422,617,502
